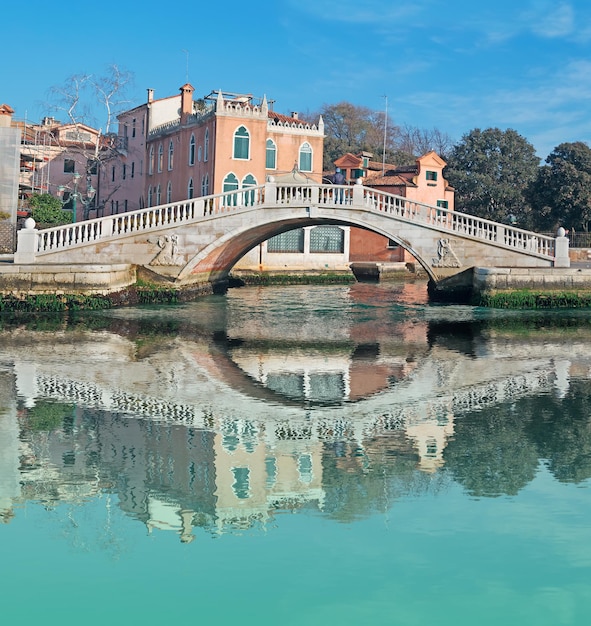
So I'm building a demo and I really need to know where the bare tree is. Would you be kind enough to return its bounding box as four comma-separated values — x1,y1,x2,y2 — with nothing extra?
44,65,134,218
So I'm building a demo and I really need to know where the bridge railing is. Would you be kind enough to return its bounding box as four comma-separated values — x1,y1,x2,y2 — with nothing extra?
360,185,556,258
31,186,268,255
16,181,560,263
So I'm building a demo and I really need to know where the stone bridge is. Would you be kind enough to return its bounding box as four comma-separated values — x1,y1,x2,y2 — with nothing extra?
13,180,569,292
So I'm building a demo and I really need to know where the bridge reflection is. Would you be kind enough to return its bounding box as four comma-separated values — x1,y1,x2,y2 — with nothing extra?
2,304,591,539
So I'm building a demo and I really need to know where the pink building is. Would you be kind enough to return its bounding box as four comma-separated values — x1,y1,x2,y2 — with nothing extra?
104,84,325,213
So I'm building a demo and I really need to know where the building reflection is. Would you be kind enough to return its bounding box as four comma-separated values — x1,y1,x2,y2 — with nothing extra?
2,304,591,540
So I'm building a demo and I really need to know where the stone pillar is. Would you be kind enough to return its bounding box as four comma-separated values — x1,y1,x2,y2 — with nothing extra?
264,177,277,206
13,218,38,264
352,178,364,207
554,227,570,268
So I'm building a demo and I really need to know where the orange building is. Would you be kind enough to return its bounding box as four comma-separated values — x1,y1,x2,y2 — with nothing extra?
334,150,455,263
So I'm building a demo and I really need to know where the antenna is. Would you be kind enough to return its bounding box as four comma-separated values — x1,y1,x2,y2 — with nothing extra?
382,95,388,176
182,49,189,82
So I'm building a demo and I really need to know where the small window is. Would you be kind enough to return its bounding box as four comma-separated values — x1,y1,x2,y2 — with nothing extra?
204,129,209,162
131,162,135,178
168,140,174,170
233,125,250,160
189,134,196,166
426,170,438,181
122,164,126,180
111,165,115,182
201,173,209,196
148,146,154,175
132,118,136,138
148,186,153,206
156,184,161,205
188,177,194,199
157,144,163,172
266,139,276,169
242,174,257,206
299,142,312,172
436,200,448,209
166,181,172,203
223,173,239,206
87,159,98,175
64,159,75,173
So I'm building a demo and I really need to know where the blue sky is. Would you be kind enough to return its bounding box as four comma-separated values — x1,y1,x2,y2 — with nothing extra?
3,0,591,158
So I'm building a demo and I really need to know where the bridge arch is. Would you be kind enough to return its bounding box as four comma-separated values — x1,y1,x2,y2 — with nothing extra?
177,213,437,283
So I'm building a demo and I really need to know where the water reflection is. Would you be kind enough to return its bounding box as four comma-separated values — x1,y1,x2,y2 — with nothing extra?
1,282,591,542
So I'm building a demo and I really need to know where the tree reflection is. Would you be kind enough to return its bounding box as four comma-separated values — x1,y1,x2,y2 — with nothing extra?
443,403,539,497
525,383,591,483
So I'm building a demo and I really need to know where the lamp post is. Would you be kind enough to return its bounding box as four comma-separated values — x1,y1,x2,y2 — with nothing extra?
58,171,96,223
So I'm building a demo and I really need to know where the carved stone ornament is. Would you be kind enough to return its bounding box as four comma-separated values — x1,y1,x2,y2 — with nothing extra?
432,238,461,268
149,233,184,266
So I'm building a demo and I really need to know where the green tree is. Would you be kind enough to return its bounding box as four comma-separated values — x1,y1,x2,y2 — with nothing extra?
445,128,540,226
28,193,72,226
527,142,591,232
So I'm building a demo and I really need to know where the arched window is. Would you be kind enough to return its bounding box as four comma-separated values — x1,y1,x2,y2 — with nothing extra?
204,129,209,162
242,174,257,206
168,140,174,170
148,146,154,175
157,144,163,172
147,185,153,207
299,142,312,172
266,139,276,169
233,125,250,160
156,184,161,205
189,134,195,166
166,181,172,203
188,177,194,199
198,145,203,162
223,173,239,206
201,173,209,196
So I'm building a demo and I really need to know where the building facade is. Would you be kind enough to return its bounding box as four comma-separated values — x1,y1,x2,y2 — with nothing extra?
103,84,325,215
334,150,455,265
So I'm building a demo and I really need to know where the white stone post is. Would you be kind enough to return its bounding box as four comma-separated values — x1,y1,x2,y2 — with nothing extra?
352,178,364,207
264,177,277,206
554,227,570,267
14,217,38,264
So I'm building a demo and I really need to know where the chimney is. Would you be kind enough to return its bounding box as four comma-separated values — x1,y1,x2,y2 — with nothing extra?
291,111,299,119
147,88,154,103
0,103,14,127
180,83,195,122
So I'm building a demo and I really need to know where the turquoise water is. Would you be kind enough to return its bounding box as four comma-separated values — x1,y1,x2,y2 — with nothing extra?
1,282,591,625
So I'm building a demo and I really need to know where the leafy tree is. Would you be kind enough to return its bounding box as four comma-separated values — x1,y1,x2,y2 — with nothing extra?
444,128,540,226
527,142,591,232
28,193,72,226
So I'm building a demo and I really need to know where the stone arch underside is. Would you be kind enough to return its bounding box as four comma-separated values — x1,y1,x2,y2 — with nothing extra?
174,213,438,285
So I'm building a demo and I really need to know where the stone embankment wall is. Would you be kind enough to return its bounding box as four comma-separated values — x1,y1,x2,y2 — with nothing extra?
473,267,591,293
0,264,137,296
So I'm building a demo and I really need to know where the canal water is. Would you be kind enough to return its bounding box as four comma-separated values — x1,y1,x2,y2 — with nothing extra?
1,281,591,625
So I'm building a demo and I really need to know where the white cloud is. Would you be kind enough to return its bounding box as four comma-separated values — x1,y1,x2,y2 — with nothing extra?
530,2,575,38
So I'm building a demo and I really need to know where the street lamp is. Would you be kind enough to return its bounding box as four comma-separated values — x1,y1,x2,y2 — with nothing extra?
57,171,96,222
